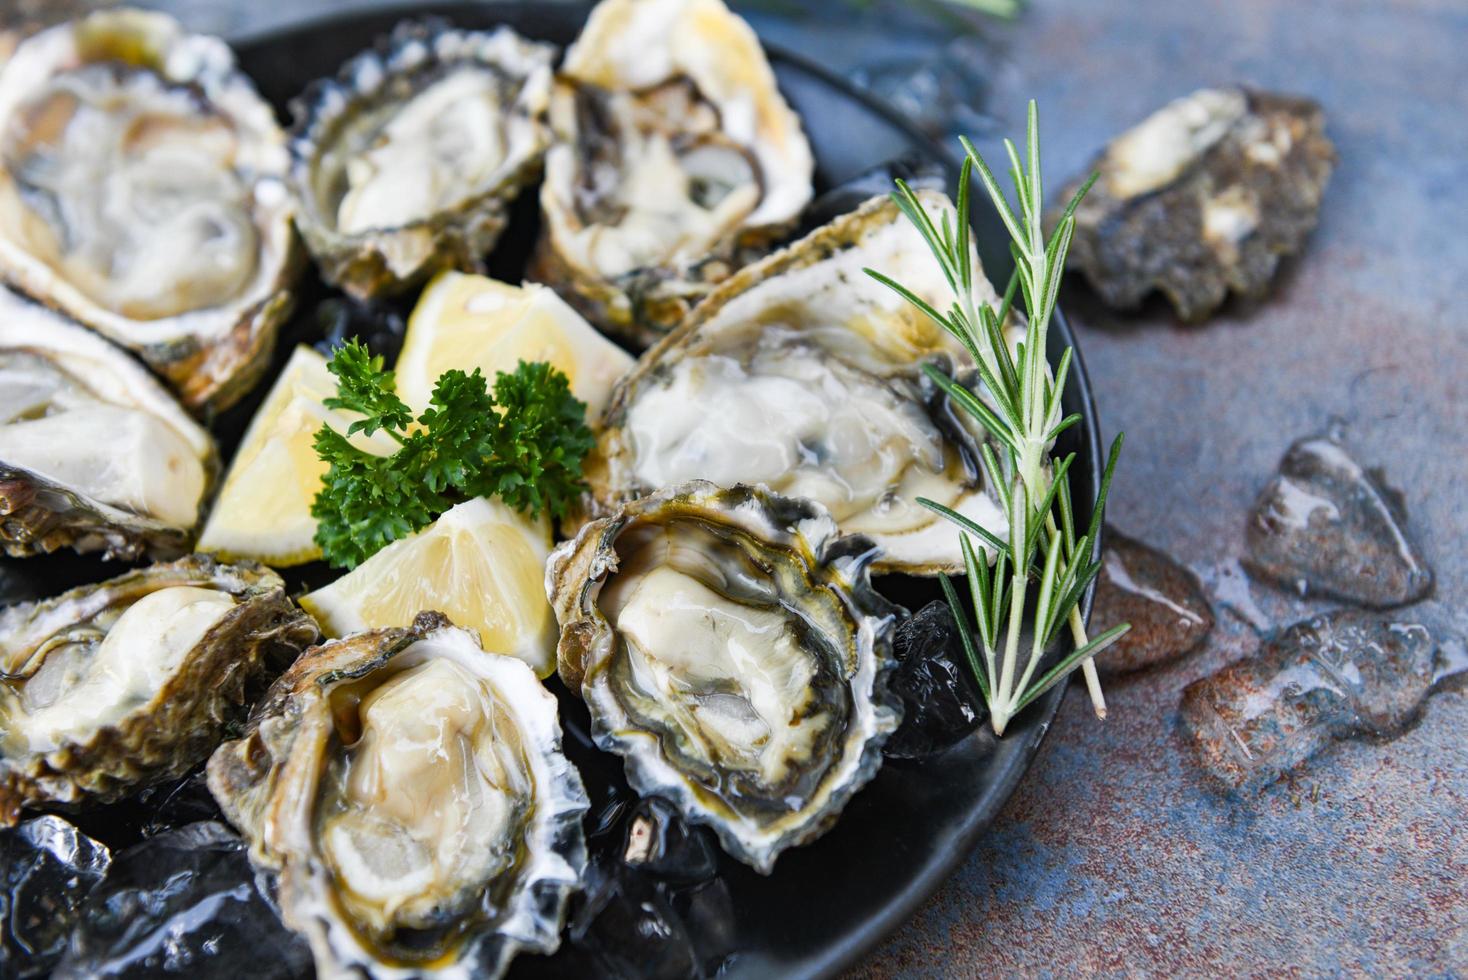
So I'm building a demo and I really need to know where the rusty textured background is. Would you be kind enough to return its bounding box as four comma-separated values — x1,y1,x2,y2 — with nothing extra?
110,0,1468,973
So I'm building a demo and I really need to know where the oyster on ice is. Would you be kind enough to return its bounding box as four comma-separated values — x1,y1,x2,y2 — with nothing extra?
532,0,814,347
0,288,217,560
548,482,900,873
290,21,554,300
593,190,1009,575
0,9,300,414
0,556,317,825
208,613,587,979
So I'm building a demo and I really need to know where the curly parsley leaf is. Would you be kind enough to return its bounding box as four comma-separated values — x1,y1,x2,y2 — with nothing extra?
311,340,593,569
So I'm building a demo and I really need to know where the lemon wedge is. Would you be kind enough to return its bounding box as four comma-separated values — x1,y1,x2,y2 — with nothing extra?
196,345,393,566
396,271,634,425
299,496,557,676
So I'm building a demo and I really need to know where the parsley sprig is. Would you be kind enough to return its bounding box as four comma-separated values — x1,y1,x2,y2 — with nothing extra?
866,101,1129,735
310,341,594,569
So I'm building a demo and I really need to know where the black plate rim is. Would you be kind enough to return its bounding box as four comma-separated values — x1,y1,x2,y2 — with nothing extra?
220,6,1100,976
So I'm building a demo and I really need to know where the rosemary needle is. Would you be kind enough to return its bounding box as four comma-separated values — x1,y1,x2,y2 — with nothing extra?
866,100,1129,735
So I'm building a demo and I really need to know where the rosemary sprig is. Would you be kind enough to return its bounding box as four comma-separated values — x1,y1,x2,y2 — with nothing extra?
866,101,1129,735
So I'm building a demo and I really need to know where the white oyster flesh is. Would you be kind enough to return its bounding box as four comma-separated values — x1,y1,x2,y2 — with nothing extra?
1103,87,1248,199
0,585,235,754
318,655,527,931
603,191,1010,573
1,65,260,320
333,68,514,235
0,353,205,527
0,10,293,349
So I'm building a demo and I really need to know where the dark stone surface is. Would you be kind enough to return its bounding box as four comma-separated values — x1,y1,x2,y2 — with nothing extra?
82,0,1468,974
1244,431,1434,607
1180,610,1441,792
1092,530,1214,675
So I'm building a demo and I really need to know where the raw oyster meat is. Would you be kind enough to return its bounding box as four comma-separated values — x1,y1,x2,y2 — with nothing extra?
547,482,900,873
0,9,300,413
593,190,1009,575
1061,86,1335,321
532,0,814,347
290,20,554,299
208,613,588,979
0,556,317,825
0,289,217,560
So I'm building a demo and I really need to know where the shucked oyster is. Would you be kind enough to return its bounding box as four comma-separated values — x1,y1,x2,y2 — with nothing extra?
0,9,299,414
0,289,217,560
532,0,814,348
290,21,554,300
208,613,588,979
1062,86,1335,321
548,482,900,873
593,190,1009,575
0,556,317,825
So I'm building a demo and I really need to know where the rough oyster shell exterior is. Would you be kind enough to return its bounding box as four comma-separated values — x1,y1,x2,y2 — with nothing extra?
207,612,588,980
0,9,301,414
547,481,901,873
289,20,554,300
0,290,218,561
0,556,318,825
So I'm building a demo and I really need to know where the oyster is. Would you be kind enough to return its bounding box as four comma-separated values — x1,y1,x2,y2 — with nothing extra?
1061,86,1336,321
531,0,814,348
290,21,554,300
0,556,317,825
592,190,1008,575
0,9,299,414
208,613,587,979
547,482,900,873
0,288,217,560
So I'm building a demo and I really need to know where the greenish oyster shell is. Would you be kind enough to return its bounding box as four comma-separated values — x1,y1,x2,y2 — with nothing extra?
207,612,588,980
0,9,301,415
547,481,900,873
530,0,814,349
0,556,317,826
0,289,218,561
590,190,1010,576
1061,86,1336,321
288,20,554,301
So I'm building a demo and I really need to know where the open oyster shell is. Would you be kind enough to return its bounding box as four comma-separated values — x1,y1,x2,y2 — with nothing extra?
0,9,300,414
0,556,317,825
531,0,814,348
208,612,588,979
0,289,218,560
547,481,900,873
1062,86,1336,321
289,21,554,300
591,190,1009,575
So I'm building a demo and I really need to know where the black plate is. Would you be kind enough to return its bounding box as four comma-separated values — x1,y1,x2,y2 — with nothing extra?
4,5,1103,978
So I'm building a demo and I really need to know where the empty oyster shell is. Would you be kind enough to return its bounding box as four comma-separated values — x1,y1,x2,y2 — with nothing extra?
289,20,554,300
0,556,317,825
1061,86,1335,321
547,482,900,873
531,0,814,348
592,190,1009,575
0,288,217,561
208,612,587,979
0,9,300,414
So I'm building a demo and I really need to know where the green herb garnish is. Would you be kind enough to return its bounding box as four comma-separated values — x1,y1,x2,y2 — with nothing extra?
310,340,594,569
866,101,1129,735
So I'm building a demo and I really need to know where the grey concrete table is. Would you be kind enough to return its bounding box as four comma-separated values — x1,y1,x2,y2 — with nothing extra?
126,0,1468,974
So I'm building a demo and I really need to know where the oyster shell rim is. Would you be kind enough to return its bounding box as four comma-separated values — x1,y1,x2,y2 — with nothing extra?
207,611,589,980
546,480,902,874
286,18,556,301
0,554,319,827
